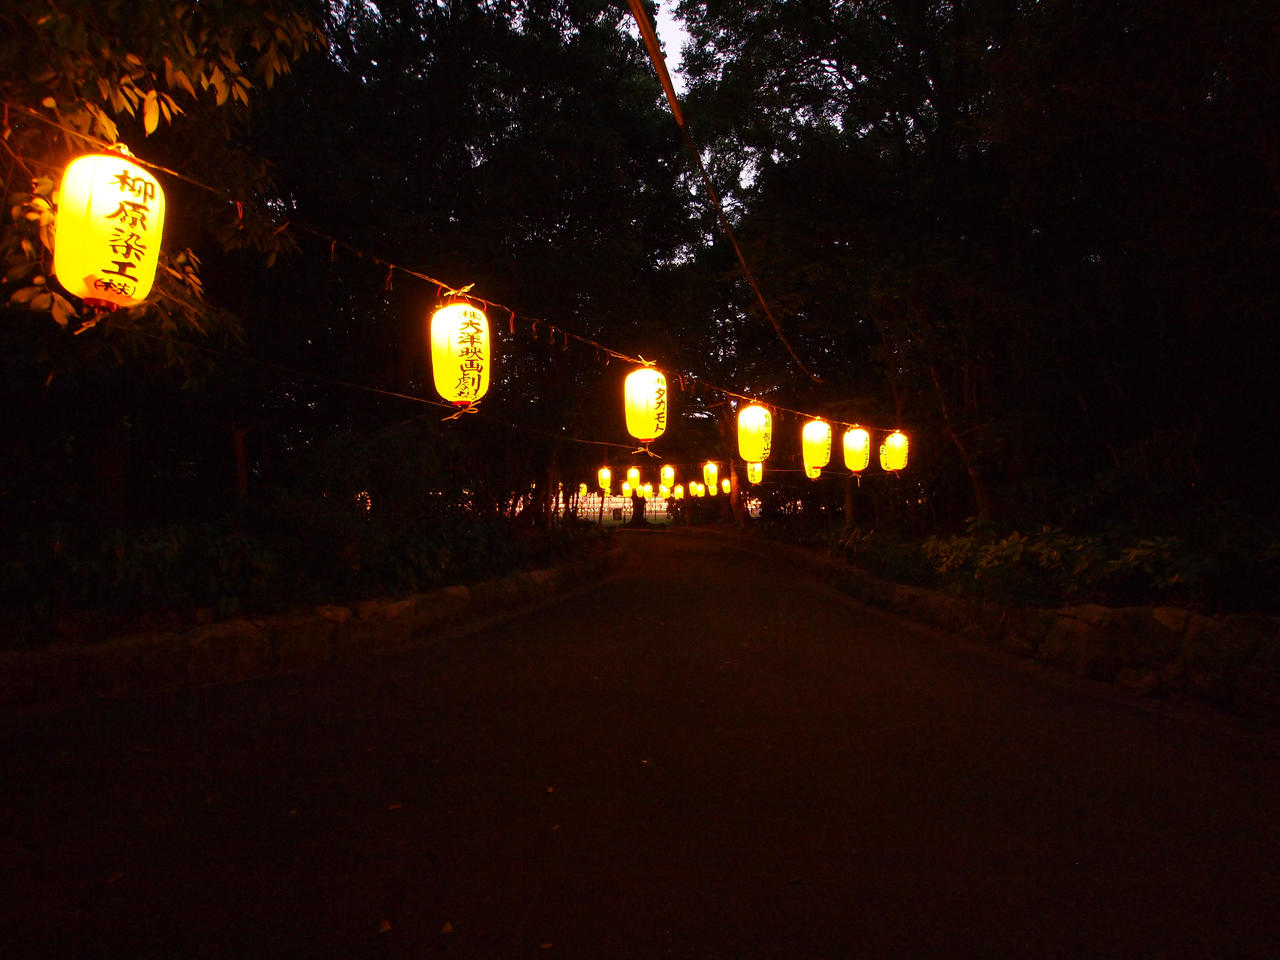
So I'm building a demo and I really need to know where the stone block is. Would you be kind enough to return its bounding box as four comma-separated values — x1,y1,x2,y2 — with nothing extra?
269,614,337,673
1040,613,1120,680
187,619,272,686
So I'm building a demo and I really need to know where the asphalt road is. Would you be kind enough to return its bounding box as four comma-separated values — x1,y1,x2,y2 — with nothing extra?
3,530,1279,959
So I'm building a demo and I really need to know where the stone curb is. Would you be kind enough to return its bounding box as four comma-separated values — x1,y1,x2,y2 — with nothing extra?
0,549,615,710
728,533,1280,724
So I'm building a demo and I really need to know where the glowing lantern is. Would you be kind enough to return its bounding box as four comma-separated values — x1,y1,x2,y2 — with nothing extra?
54,151,166,311
802,419,832,471
430,301,490,406
721,478,731,494
692,483,704,497
642,483,654,499
880,431,909,471
578,482,588,498
747,462,763,484
627,466,640,487
661,465,675,488
703,461,718,489
659,484,670,498
708,479,718,496
598,467,611,490
621,481,633,498
805,464,821,479
737,404,772,462
673,484,684,499
843,426,871,473
624,367,668,443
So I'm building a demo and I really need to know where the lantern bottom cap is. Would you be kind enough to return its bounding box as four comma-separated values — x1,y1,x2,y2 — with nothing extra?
80,298,119,313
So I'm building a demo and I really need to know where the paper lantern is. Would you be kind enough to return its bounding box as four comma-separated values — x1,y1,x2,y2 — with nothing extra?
721,479,730,494
805,464,821,479
621,481,633,497
747,462,763,484
430,301,490,405
54,151,166,311
703,462,718,488
627,466,640,487
598,467,611,490
880,430,909,471
673,484,684,499
802,419,832,471
692,483,704,498
661,465,675,487
642,483,654,499
708,479,718,496
624,367,668,443
659,484,670,498
578,482,588,498
843,426,871,473
737,404,772,462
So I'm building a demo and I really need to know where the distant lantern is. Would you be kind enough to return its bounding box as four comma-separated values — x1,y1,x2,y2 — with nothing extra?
659,484,670,498
747,462,763,484
624,367,668,444
642,483,654,499
673,484,685,499
627,466,641,487
54,151,166,311
843,426,871,473
692,482,705,498
703,461,718,489
578,482,588,498
621,481,633,498
802,419,832,471
805,464,821,479
721,478,730,494
598,467,611,490
737,404,773,463
661,464,675,488
430,301,491,406
880,430,909,471
708,479,718,496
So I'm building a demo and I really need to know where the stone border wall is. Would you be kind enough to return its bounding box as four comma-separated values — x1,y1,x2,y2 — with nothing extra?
737,536,1280,724
0,550,614,710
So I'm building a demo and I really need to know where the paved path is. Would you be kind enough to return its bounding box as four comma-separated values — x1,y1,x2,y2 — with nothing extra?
3,530,1279,958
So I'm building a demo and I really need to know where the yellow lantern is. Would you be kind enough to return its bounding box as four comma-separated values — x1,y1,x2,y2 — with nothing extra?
880,431,909,471
805,464,821,479
430,301,491,405
621,481,633,498
737,404,772,462
598,467,611,490
661,464,675,487
802,419,832,471
702,461,718,488
692,482,704,498
624,367,668,443
642,483,654,499
721,478,730,494
54,151,166,311
659,484,670,498
843,426,871,473
578,482,588,498
747,462,763,484
627,466,640,487
708,479,718,496
673,484,684,499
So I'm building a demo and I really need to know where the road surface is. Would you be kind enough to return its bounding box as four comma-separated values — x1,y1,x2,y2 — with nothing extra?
3,530,1278,958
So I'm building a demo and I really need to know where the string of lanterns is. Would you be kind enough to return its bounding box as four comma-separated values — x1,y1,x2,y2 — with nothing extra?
42,139,909,485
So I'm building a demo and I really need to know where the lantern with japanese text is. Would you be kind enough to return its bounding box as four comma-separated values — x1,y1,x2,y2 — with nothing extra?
802,419,832,472
430,301,490,406
747,462,763,484
880,431,909,471
703,461,718,489
598,467,611,491
54,151,166,311
843,426,871,473
624,367,668,444
737,404,772,463
661,464,675,488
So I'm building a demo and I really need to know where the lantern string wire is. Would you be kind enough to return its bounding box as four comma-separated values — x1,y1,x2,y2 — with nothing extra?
4,99,901,436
